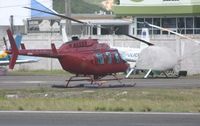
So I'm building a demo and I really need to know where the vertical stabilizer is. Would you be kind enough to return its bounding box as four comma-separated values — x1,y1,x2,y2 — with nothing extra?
15,34,22,49
140,28,150,50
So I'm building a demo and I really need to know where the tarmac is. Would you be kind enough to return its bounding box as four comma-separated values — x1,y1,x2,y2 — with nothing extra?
0,111,200,126
0,75,200,89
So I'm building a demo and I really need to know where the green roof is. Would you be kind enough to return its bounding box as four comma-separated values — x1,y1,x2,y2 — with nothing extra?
113,5,200,16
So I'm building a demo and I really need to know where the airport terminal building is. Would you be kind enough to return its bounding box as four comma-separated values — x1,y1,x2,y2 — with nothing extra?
113,0,200,35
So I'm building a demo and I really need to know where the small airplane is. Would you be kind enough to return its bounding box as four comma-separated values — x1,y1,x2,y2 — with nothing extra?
0,34,39,66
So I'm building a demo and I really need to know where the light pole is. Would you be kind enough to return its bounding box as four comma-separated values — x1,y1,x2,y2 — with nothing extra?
65,0,72,36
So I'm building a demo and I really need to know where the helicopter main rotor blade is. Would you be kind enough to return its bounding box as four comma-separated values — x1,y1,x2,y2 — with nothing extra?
24,7,86,24
24,7,104,29
142,22,200,44
125,34,154,46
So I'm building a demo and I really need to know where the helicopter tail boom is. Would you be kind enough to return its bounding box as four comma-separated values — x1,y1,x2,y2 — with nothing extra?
6,29,60,69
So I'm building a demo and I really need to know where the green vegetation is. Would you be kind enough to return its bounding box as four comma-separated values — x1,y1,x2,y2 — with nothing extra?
83,0,104,5
0,88,200,112
53,0,106,14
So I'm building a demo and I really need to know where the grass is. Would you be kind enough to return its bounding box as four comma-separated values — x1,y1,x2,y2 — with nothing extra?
0,88,200,112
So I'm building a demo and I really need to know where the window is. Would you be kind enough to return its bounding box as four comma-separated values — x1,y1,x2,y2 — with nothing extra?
194,17,200,34
194,17,200,28
186,17,194,34
105,52,112,64
96,54,104,64
162,18,176,28
161,18,176,34
186,17,193,28
153,18,161,34
137,18,144,28
114,53,120,63
177,17,185,34
178,18,185,28
145,18,152,28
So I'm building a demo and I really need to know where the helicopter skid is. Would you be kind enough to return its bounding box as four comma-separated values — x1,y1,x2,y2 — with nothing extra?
64,75,132,88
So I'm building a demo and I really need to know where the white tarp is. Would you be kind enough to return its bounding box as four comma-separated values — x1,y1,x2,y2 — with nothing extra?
135,46,178,71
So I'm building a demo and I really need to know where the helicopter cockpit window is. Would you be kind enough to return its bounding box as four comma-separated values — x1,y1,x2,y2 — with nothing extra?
96,53,104,64
114,52,120,63
105,52,112,64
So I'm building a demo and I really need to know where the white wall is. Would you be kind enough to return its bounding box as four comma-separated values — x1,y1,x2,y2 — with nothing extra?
119,0,193,6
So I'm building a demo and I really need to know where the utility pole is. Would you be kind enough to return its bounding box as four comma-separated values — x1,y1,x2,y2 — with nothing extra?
65,0,72,36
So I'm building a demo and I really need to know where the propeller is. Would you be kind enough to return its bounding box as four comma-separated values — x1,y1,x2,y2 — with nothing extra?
125,34,154,46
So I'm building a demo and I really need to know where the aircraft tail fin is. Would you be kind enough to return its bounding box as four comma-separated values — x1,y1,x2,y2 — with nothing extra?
15,34,22,49
7,29,19,69
140,28,150,49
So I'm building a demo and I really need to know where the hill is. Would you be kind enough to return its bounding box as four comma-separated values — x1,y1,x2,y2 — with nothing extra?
53,0,106,14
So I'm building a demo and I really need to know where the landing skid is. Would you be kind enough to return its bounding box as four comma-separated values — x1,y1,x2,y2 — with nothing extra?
63,74,135,88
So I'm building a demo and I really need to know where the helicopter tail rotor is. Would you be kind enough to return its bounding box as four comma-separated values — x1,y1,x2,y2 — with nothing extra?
6,29,19,69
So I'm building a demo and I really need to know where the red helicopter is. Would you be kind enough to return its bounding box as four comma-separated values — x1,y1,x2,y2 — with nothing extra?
6,8,130,87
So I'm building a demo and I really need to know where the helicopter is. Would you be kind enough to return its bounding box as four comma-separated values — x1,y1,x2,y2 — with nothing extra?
6,25,129,87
